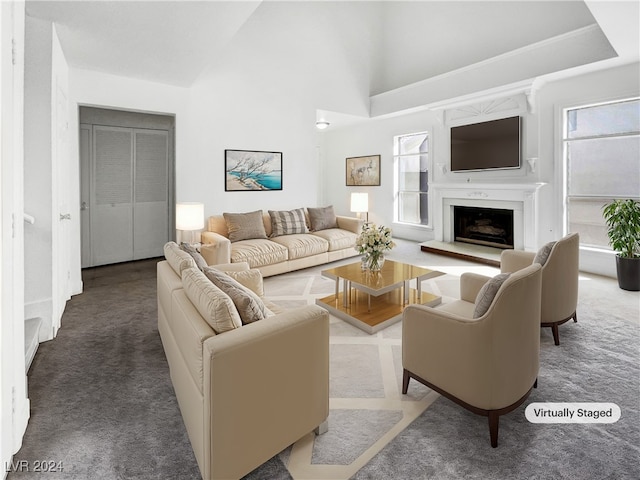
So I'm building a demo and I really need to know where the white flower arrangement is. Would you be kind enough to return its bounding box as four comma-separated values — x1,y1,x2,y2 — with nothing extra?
354,224,396,256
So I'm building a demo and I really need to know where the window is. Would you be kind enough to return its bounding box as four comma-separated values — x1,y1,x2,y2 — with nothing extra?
394,132,429,226
563,98,640,249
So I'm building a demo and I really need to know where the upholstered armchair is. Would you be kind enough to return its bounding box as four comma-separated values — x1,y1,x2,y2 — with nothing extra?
500,233,579,345
402,264,542,447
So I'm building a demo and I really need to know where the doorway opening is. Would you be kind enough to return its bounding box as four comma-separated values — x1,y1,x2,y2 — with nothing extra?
79,107,175,268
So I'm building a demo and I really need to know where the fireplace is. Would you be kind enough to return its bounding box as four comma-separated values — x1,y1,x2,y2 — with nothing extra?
432,182,545,252
454,206,514,249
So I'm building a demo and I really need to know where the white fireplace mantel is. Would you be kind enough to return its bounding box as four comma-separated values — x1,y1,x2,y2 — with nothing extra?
431,182,547,251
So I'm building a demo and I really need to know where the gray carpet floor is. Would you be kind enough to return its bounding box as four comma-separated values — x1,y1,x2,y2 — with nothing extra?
351,304,640,479
9,245,640,479
11,258,291,480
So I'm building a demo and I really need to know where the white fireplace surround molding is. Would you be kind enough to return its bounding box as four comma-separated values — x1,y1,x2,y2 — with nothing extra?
432,183,546,252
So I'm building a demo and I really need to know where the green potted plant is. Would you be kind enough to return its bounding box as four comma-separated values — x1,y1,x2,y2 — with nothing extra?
602,199,640,291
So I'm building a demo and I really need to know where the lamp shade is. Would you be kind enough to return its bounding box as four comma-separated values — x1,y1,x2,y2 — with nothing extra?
176,202,204,231
350,192,369,213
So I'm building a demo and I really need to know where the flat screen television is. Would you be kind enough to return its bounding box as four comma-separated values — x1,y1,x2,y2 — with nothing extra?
450,116,521,172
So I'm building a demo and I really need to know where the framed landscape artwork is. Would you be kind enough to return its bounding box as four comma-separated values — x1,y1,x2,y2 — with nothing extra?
225,149,283,191
346,155,380,186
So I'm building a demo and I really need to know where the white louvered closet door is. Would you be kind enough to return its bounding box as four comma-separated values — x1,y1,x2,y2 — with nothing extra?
90,126,169,266
91,126,135,265
133,129,169,260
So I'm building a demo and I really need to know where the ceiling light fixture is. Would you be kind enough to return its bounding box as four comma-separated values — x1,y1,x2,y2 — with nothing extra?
315,121,330,130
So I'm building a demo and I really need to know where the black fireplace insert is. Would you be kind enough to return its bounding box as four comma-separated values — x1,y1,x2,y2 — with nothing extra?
454,206,514,249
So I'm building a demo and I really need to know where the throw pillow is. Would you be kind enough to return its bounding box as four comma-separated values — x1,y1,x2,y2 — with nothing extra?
473,273,511,318
307,205,338,231
222,269,265,297
221,269,275,317
180,242,208,271
204,267,270,324
164,242,197,275
268,208,308,237
223,210,268,242
181,267,242,334
533,241,556,266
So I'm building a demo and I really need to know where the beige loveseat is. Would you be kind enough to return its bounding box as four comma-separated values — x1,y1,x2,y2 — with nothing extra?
157,242,329,479
200,207,362,277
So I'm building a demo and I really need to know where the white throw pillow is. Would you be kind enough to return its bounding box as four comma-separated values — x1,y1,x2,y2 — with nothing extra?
181,267,242,334
221,269,265,297
164,241,196,274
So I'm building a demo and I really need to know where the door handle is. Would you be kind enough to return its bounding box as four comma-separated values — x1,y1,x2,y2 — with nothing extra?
81,202,88,211
59,213,71,221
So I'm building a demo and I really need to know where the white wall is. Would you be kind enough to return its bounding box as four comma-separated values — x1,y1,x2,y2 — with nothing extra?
25,51,190,336
183,0,375,219
23,19,74,341
322,110,441,241
322,97,542,243
68,67,190,266
50,23,72,329
59,2,378,294
186,70,325,216
322,62,640,276
23,15,53,338
1,0,29,473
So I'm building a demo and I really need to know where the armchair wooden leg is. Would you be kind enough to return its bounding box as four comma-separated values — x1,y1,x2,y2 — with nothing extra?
573,311,578,323
402,369,410,394
488,412,499,448
534,378,538,389
551,324,560,346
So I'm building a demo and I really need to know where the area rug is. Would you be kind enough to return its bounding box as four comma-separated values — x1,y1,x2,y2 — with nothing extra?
260,271,443,480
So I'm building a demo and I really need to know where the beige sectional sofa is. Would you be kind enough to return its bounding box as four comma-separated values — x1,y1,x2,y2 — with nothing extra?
157,242,329,480
200,207,362,277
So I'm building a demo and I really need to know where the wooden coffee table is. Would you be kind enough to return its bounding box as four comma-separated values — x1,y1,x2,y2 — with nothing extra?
315,259,445,334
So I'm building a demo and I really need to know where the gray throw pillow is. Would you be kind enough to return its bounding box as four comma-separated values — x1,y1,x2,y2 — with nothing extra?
473,273,511,318
269,208,308,237
223,210,268,242
307,205,338,231
533,241,556,266
180,242,208,271
203,267,269,324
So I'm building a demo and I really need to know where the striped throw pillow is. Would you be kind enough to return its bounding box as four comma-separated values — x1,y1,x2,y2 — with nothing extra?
268,208,308,237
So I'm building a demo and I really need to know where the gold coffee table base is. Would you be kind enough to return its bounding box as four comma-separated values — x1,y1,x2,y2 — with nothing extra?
316,288,441,334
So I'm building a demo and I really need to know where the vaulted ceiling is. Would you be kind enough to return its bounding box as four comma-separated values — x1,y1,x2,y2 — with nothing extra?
25,1,639,112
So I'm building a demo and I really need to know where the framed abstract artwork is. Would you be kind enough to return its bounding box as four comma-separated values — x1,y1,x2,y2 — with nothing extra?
346,155,380,186
225,149,283,191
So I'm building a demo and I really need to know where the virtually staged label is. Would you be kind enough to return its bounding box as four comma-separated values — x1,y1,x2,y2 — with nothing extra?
525,403,621,423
